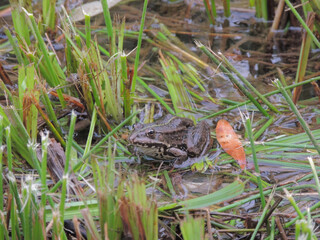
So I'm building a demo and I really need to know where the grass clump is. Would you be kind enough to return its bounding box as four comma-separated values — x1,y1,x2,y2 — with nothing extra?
180,214,207,240
119,173,158,240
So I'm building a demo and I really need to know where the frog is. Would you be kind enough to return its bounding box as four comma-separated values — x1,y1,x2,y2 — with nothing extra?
128,114,212,162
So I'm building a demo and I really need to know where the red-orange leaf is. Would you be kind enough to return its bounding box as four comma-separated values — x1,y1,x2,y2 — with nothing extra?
216,119,246,169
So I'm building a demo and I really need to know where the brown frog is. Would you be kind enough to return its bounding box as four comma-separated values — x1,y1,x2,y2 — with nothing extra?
129,115,212,161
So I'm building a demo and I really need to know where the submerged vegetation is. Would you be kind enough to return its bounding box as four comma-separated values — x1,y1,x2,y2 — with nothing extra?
0,0,320,239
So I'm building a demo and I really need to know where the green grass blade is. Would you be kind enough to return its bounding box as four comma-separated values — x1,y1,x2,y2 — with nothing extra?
5,127,12,171
101,0,113,40
121,54,131,118
284,188,304,219
253,116,274,140
200,75,320,120
48,111,138,195
243,114,266,208
218,52,279,113
292,13,314,103
42,0,56,30
137,77,175,115
40,131,49,209
0,122,3,240
8,171,25,238
131,0,148,92
180,214,206,240
160,58,193,117
59,111,77,236
85,13,91,48
158,180,244,211
23,8,66,107
84,107,97,156
261,0,268,20
308,157,320,198
203,0,215,25
250,188,274,240
81,110,138,161
269,216,275,239
275,79,320,155
10,2,30,45
4,27,26,65
163,170,176,197
196,42,269,117
222,0,230,17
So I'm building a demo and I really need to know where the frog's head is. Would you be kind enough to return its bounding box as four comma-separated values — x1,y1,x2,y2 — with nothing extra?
129,124,157,145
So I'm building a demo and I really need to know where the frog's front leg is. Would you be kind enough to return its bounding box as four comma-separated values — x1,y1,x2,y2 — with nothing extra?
187,120,212,157
167,147,188,161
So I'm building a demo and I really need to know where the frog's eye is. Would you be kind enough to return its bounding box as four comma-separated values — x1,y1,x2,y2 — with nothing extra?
146,129,155,137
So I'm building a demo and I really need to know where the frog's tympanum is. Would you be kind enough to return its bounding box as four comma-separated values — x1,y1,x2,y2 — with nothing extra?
129,115,212,161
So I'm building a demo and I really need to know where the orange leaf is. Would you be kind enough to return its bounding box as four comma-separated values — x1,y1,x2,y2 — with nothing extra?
216,119,246,169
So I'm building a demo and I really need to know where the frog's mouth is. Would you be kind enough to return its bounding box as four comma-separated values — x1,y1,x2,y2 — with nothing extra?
133,145,177,160
129,137,170,148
